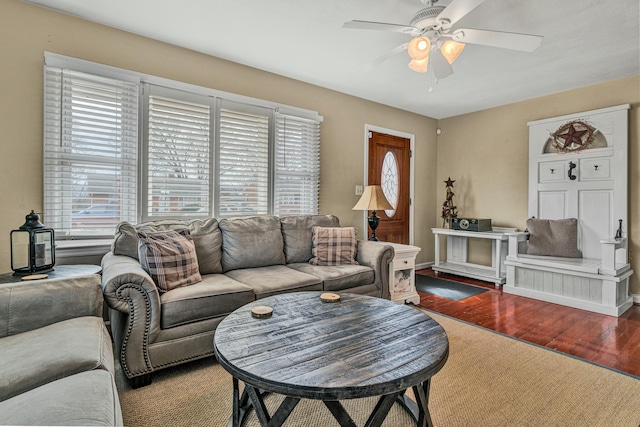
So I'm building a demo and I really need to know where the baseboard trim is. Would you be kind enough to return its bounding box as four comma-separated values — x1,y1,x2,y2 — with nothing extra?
416,262,433,271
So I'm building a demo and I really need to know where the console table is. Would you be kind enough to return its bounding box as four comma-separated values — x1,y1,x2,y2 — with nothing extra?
431,228,515,286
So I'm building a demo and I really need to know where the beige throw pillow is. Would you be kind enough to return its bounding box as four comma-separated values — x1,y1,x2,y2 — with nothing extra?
526,218,581,258
310,226,358,266
137,229,202,293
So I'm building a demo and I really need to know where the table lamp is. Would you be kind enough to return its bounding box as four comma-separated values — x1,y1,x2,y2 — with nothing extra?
352,185,393,241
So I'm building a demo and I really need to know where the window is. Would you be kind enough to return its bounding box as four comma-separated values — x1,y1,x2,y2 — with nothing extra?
274,113,320,216
43,53,322,238
43,67,138,238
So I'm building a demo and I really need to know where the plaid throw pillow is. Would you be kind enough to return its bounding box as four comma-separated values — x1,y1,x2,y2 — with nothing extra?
137,229,202,293
309,226,358,266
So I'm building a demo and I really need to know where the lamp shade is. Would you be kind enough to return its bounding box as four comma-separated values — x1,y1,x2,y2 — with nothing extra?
440,40,465,64
352,185,394,211
408,58,429,73
407,37,431,60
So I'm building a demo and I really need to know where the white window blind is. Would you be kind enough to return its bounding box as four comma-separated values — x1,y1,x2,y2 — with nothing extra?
146,90,211,218
43,67,138,237
274,114,320,216
217,102,270,216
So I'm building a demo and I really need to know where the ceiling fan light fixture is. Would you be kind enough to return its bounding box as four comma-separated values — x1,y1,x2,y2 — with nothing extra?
408,57,429,73
407,36,431,60
440,40,465,64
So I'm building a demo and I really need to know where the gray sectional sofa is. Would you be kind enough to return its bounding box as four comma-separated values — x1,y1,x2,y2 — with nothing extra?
101,214,394,387
0,274,122,426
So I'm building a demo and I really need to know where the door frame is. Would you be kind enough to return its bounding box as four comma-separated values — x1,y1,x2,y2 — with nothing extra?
363,124,415,245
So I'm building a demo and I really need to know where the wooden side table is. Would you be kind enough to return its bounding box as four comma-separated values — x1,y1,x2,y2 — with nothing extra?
385,243,421,305
0,264,102,284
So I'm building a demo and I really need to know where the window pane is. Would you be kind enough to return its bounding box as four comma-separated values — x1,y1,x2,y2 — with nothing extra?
147,95,210,217
218,103,270,216
43,67,138,237
274,114,320,216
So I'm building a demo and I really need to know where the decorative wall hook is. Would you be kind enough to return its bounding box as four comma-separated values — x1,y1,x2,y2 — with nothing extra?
568,161,577,180
615,219,623,239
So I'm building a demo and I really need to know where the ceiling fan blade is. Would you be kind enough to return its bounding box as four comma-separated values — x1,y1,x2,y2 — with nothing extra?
343,20,419,35
437,0,485,28
371,42,409,67
358,43,409,73
430,49,454,80
452,28,543,52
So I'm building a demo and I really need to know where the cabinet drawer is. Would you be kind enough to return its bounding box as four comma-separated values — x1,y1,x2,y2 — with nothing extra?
393,256,415,269
580,158,610,181
539,161,566,183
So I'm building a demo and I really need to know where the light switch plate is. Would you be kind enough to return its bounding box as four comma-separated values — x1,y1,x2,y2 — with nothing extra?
355,185,363,196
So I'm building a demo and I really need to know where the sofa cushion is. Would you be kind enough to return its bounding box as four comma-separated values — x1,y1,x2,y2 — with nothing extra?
219,216,285,272
526,218,581,258
138,229,202,293
225,265,322,299
0,370,123,426
310,226,359,266
287,263,375,292
160,275,254,329
112,218,223,274
280,215,341,263
0,317,113,402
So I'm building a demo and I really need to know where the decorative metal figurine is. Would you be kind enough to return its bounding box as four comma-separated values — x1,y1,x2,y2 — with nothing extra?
441,177,458,228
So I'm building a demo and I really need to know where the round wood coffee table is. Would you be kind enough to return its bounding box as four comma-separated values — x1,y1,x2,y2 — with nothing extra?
214,291,449,427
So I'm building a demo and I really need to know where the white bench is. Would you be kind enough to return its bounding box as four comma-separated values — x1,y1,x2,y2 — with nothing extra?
504,232,633,316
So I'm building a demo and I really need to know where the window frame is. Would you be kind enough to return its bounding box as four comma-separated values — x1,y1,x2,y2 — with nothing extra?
43,52,322,238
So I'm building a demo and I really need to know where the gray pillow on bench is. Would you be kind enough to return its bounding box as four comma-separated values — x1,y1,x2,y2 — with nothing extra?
526,218,581,258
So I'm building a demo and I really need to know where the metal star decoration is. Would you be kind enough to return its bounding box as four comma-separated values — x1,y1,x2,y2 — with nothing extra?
552,120,595,153
444,177,455,187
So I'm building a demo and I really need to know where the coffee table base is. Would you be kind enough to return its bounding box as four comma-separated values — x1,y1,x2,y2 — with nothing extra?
229,377,434,427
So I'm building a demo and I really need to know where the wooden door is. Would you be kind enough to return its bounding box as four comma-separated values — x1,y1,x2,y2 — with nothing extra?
368,131,410,244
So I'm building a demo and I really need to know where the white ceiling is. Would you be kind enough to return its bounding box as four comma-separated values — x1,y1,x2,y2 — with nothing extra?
26,0,640,119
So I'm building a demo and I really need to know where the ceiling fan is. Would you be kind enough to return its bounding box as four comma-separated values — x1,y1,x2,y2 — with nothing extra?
343,0,543,80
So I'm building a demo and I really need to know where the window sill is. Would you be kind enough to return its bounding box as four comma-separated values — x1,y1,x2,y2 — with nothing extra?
56,239,113,259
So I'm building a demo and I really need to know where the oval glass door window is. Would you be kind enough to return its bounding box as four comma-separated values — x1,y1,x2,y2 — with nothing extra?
381,151,399,218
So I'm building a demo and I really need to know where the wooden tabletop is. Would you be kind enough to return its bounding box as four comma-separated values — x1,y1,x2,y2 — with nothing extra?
214,292,449,401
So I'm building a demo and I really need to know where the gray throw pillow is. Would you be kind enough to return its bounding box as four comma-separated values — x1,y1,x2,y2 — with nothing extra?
280,215,340,263
112,218,223,274
526,218,581,258
219,216,285,272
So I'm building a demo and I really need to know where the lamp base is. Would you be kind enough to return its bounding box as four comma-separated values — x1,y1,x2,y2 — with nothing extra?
368,211,381,241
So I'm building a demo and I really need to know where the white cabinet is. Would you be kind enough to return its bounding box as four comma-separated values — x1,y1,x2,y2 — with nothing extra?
384,243,421,305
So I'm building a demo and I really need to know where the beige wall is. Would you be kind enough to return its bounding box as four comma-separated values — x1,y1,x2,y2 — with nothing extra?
2,1,638,297
437,75,640,294
0,0,438,272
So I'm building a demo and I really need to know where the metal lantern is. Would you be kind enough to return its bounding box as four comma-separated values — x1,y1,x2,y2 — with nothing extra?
10,210,55,275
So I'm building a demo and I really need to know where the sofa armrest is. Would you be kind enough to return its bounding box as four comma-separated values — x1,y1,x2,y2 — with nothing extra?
356,241,395,300
101,252,161,379
0,274,102,338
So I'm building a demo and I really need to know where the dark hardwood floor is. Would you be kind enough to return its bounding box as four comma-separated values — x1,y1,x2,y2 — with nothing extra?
416,268,640,378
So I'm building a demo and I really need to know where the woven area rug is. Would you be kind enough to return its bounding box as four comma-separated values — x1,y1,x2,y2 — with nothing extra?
415,274,488,300
117,309,640,426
